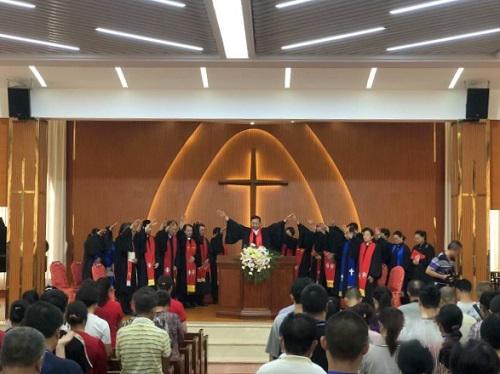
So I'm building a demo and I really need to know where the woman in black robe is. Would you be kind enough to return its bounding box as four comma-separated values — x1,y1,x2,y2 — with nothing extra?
209,227,225,303
82,228,105,280
409,230,435,283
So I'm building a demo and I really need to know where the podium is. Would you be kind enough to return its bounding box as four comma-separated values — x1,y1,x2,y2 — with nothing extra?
216,255,296,319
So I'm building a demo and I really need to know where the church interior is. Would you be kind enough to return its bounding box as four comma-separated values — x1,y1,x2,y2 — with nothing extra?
1,0,500,373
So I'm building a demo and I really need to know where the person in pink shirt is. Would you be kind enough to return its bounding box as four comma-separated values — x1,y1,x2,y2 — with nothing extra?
95,277,124,348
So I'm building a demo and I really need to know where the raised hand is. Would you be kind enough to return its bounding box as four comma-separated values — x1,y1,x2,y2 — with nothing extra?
109,222,118,230
216,210,229,221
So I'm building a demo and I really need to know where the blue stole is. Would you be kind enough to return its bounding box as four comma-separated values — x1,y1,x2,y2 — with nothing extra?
339,240,357,292
392,244,404,266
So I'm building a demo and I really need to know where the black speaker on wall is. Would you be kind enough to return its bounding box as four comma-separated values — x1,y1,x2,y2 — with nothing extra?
8,87,31,120
466,88,489,121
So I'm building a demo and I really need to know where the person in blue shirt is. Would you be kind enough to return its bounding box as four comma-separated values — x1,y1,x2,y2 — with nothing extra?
23,301,84,374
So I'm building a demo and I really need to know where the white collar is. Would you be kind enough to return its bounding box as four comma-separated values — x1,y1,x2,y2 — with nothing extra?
278,353,312,362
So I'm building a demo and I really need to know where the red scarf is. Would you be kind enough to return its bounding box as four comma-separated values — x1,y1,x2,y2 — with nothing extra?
358,241,376,296
249,229,263,247
145,236,156,286
324,253,336,289
295,248,305,278
197,238,210,280
185,238,197,294
126,238,135,287
163,235,178,277
281,243,294,257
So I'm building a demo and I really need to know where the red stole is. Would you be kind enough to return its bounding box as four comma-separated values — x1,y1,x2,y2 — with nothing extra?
358,241,376,296
185,238,197,294
145,236,156,286
249,229,263,247
295,248,305,277
126,238,135,287
198,238,210,280
281,243,294,257
163,235,178,277
324,253,336,289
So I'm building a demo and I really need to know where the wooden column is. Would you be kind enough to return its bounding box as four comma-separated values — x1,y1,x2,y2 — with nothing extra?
450,121,490,288
7,119,48,305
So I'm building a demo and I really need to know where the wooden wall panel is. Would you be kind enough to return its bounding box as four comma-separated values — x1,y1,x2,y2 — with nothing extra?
7,120,48,305
68,121,445,262
0,118,8,206
492,121,500,209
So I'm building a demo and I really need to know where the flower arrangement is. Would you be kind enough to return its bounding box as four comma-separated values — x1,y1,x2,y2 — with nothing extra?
240,244,278,283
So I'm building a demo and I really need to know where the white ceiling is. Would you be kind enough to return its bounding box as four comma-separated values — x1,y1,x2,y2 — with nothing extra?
2,66,500,90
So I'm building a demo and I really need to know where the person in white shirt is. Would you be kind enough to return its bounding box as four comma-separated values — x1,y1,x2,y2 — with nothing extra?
258,313,325,374
399,279,424,324
439,286,475,343
265,277,312,360
455,278,481,321
76,279,112,356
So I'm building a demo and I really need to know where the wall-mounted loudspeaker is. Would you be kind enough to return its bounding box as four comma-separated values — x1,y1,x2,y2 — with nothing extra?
8,87,31,120
466,88,489,121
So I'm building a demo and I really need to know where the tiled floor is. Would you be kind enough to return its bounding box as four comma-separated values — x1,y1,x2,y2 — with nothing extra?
208,363,261,374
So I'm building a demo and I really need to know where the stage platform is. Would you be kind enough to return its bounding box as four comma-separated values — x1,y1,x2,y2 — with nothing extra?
187,304,272,367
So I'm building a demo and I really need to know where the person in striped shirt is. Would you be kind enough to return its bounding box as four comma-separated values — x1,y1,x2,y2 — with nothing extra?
116,287,171,374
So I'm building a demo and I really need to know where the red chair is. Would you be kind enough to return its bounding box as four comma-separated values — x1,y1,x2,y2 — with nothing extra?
92,263,107,280
377,264,389,287
71,261,83,287
387,266,405,307
49,261,76,301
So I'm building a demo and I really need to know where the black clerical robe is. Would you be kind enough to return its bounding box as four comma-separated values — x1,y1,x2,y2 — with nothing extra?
225,218,283,251
358,241,383,300
175,232,201,302
133,229,150,288
209,232,225,303
377,237,393,266
82,231,105,280
297,224,314,279
114,227,137,314
281,234,298,256
409,242,435,283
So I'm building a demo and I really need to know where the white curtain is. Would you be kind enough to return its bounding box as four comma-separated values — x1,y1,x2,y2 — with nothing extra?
46,119,67,265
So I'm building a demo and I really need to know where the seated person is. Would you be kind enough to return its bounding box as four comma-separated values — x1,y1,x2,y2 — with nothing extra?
344,288,362,308
436,304,463,370
397,340,435,374
455,278,481,321
156,275,187,330
8,299,29,329
0,327,45,374
450,340,500,374
480,313,500,358
95,277,124,348
154,290,185,362
23,301,84,374
350,302,384,345
257,313,324,374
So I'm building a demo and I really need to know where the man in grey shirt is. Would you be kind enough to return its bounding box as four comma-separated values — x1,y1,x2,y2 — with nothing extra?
399,280,423,324
265,277,312,359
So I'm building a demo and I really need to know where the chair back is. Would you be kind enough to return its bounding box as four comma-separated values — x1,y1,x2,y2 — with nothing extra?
377,264,389,286
387,266,405,307
71,261,83,287
50,261,70,288
92,263,107,280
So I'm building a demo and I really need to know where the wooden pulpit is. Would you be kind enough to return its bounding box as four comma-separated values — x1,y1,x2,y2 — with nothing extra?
216,255,296,318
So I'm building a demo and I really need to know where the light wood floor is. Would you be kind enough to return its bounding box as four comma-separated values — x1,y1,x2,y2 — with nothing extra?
186,304,273,323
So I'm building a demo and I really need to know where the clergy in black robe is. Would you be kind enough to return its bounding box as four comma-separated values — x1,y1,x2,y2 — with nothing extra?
209,227,225,303
217,210,286,251
281,227,298,256
114,220,140,314
296,222,327,283
389,231,411,291
155,220,179,285
175,224,201,308
375,227,392,266
193,222,211,306
358,227,383,302
297,223,314,279
134,220,156,288
409,230,435,283
82,228,106,280
333,225,361,297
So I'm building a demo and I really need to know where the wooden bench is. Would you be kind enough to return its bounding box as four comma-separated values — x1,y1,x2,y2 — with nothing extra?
185,329,208,374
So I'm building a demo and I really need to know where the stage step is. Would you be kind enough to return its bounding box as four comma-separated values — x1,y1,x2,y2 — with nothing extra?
188,322,271,364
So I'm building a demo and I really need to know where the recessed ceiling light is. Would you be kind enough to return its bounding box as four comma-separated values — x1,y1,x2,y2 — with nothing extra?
250,121,255,125
29,66,47,88
387,28,500,51
448,67,464,89
114,67,128,88
276,0,317,9
0,32,79,51
282,26,385,50
96,27,203,52
212,0,249,59
390,0,462,15
0,0,35,8
200,67,209,88
366,67,377,89
284,67,292,89
144,0,185,8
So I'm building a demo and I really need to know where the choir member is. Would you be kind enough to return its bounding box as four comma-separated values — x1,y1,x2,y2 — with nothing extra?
114,220,141,314
83,228,106,280
176,224,201,308
389,231,411,288
155,220,179,285
135,220,156,287
410,230,435,283
194,222,210,306
209,227,225,304
336,225,361,297
375,227,392,266
358,227,382,301
216,210,290,251
281,227,298,257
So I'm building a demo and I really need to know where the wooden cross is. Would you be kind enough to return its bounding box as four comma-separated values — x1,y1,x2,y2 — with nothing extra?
219,148,288,218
